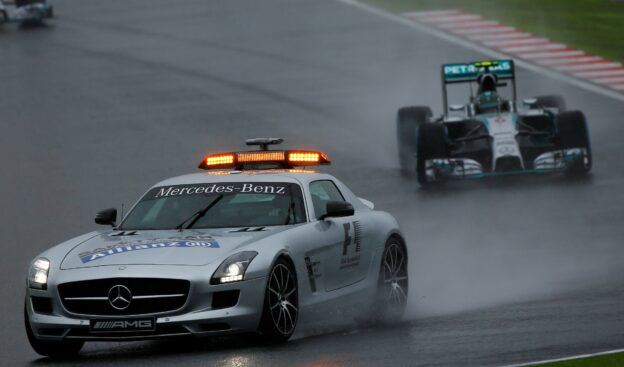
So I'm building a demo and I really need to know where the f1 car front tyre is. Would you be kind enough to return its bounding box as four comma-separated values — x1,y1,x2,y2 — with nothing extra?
534,95,566,112
416,123,448,186
556,110,592,174
371,237,408,324
24,304,84,358
397,106,432,175
258,257,298,343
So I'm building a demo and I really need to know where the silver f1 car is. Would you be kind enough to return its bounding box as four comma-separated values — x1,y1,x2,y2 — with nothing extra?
396,59,592,186
25,138,408,357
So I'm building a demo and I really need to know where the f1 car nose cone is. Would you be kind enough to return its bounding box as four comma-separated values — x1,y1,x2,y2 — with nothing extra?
108,285,132,310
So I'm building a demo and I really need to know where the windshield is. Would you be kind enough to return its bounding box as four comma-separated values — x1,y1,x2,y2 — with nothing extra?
120,182,306,230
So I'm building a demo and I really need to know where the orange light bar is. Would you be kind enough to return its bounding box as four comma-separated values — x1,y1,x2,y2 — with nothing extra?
205,154,234,167
238,151,285,163
288,152,320,163
198,150,330,170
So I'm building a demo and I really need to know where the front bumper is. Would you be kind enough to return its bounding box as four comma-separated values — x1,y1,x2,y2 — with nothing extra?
26,265,266,341
424,148,589,181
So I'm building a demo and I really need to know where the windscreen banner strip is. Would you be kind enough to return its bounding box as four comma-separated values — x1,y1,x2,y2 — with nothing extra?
147,182,290,200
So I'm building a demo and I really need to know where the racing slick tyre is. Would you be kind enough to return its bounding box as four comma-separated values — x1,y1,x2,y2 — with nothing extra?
370,237,408,324
24,304,84,358
555,110,592,174
0,11,7,24
416,122,448,186
534,95,566,112
258,257,298,343
397,106,432,176
46,6,54,18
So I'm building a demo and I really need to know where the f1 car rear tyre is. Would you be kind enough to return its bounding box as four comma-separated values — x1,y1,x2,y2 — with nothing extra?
46,6,54,18
258,257,298,343
371,237,408,324
0,11,7,24
416,123,448,186
555,110,592,174
397,106,432,175
24,304,84,358
534,95,566,112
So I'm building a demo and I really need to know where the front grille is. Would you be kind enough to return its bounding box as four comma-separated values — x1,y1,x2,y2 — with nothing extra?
31,296,53,314
58,278,190,316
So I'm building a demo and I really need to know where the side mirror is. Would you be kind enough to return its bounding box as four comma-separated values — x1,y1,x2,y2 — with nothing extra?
320,201,354,220
95,208,117,226
522,98,537,107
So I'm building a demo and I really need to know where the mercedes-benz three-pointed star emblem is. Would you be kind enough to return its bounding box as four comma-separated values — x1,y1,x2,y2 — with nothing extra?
108,285,132,310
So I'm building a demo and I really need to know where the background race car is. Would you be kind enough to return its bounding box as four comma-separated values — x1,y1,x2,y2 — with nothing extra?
1,0,53,25
396,59,592,186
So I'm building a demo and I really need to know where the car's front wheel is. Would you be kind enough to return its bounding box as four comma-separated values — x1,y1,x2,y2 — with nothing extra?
24,304,84,358
371,237,408,324
258,257,298,342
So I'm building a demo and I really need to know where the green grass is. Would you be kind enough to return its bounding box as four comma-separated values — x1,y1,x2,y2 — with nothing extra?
362,0,624,63
527,351,624,366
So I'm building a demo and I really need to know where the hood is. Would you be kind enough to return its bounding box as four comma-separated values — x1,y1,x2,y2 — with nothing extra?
60,227,288,269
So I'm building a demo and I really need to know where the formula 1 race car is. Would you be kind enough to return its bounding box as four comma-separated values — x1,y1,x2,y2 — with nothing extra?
1,0,53,25
396,59,591,186
24,138,408,357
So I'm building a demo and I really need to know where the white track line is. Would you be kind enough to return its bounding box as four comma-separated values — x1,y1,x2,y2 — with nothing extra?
421,14,482,23
537,56,604,65
502,43,566,53
440,20,500,30
591,76,624,83
484,37,549,47
335,0,624,103
501,348,624,367
468,32,532,41
454,26,516,35
515,50,585,59
555,62,622,72
575,68,624,77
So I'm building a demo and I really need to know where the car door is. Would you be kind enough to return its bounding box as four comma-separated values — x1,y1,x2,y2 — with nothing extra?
308,180,374,292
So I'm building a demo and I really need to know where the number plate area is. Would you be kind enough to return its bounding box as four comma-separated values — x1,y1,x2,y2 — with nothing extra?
89,317,155,333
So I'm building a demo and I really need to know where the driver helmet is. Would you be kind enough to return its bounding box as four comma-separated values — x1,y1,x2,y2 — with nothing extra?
476,91,501,114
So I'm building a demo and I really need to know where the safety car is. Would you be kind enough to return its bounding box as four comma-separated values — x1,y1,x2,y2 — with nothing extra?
396,59,592,186
25,138,408,357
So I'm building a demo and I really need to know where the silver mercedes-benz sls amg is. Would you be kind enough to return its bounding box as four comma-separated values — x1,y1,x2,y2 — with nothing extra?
25,138,409,357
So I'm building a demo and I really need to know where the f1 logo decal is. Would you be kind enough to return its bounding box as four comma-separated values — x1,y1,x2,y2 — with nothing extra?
342,223,352,255
342,221,362,255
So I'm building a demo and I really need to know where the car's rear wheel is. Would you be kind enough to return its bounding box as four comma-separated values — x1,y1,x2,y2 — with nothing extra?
534,95,566,112
258,258,298,343
416,122,448,186
397,106,432,176
24,303,84,358
371,237,408,324
556,110,592,174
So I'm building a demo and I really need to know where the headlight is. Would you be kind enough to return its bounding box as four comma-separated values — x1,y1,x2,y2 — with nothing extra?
211,251,258,285
29,258,50,290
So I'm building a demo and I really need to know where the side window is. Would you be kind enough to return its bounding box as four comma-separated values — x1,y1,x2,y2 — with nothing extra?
309,180,345,219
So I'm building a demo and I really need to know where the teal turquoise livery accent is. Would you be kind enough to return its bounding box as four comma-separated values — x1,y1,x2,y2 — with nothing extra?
443,60,514,82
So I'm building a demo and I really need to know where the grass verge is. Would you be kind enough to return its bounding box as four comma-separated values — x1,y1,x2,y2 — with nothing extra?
362,0,624,63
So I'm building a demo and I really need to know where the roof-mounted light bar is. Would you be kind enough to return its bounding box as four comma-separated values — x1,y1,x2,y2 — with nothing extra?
198,138,330,170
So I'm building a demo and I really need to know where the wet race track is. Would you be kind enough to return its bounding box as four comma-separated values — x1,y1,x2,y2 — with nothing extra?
2,0,624,366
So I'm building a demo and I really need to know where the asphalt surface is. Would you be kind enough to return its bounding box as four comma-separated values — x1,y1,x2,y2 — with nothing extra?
2,0,624,366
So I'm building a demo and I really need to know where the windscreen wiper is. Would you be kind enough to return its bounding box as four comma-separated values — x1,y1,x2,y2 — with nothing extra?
176,195,224,232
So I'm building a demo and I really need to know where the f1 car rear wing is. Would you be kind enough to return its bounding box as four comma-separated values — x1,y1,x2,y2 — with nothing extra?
441,60,517,114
